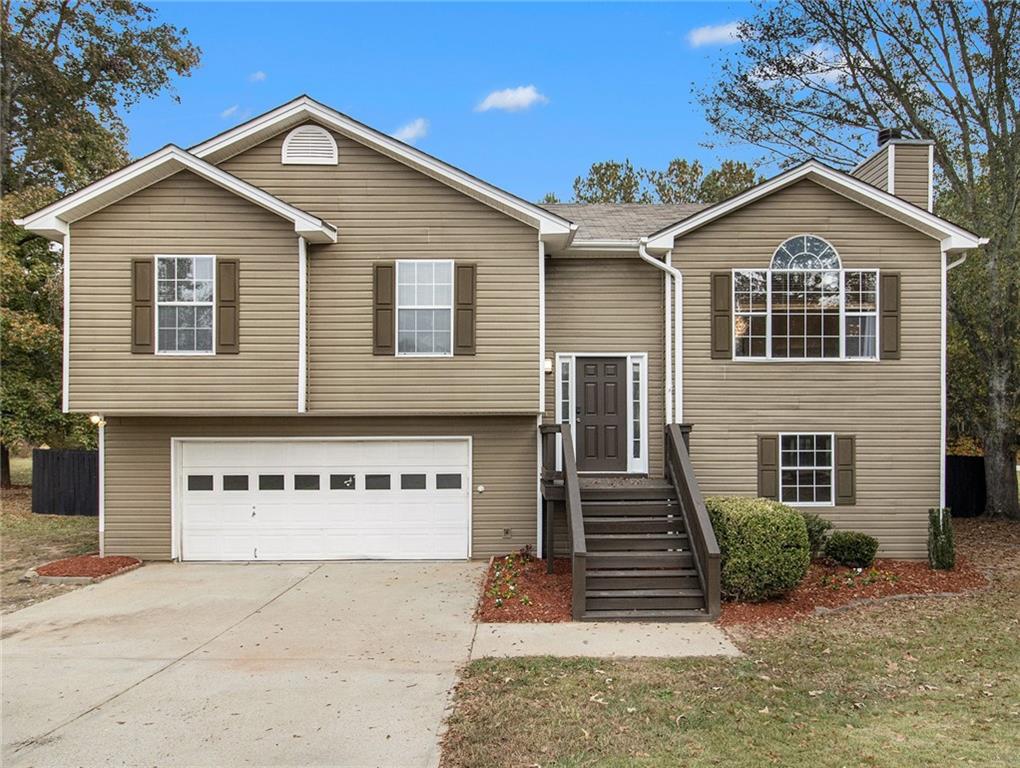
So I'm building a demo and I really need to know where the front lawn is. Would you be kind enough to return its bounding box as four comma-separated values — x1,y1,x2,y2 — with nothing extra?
1,486,98,613
442,519,1020,767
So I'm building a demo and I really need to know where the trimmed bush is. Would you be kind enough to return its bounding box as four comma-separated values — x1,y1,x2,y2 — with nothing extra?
801,512,833,558
824,530,879,567
928,508,956,570
705,496,810,602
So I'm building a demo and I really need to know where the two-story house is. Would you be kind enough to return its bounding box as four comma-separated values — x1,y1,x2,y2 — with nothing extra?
17,97,983,619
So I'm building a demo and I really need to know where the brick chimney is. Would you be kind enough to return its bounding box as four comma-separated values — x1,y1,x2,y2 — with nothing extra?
851,128,934,211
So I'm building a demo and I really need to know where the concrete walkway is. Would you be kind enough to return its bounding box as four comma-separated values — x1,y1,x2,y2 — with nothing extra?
2,561,484,768
472,621,740,659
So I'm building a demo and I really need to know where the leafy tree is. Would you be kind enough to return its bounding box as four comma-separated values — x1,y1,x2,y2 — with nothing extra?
1,0,200,486
539,192,560,204
573,159,651,203
574,158,761,204
698,0,1019,519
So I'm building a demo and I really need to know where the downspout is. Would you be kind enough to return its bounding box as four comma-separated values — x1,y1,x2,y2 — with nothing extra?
298,236,307,413
537,239,546,556
639,238,683,424
939,250,969,515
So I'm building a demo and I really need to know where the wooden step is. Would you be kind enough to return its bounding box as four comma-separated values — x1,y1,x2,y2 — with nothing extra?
578,485,675,502
582,500,679,517
586,588,705,611
585,568,701,591
580,608,712,622
585,533,688,551
584,516,685,534
585,551,694,569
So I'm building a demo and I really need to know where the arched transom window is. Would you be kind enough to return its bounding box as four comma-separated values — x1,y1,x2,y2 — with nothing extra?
733,234,879,360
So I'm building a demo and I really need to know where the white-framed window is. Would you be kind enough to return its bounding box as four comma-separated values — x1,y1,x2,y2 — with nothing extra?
554,353,648,474
396,260,454,356
779,433,834,506
734,235,879,361
156,255,214,354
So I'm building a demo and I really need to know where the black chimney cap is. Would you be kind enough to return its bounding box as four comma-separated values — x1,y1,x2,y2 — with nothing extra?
878,127,903,146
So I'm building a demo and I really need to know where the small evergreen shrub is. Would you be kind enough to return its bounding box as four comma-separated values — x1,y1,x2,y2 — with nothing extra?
928,508,956,570
705,496,810,602
823,530,879,568
801,512,833,558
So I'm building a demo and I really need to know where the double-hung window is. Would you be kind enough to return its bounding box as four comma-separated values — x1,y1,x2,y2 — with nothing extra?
396,260,453,356
779,433,834,505
156,255,214,354
734,235,879,361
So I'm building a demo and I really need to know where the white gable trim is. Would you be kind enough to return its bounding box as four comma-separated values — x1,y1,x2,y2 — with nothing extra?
15,145,338,244
190,96,576,247
645,160,984,254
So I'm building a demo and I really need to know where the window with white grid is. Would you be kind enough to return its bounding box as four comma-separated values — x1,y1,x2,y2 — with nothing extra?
156,256,214,354
779,433,834,505
396,260,453,356
733,236,879,361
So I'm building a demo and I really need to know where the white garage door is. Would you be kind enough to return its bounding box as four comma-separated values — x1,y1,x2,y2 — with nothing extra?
179,439,470,561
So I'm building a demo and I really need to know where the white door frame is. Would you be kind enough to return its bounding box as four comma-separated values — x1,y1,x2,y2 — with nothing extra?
553,352,649,475
170,435,473,561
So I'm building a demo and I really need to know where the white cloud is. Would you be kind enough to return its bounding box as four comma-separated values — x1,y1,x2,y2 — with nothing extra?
475,85,549,113
393,117,429,144
220,104,239,119
687,21,741,47
249,70,267,83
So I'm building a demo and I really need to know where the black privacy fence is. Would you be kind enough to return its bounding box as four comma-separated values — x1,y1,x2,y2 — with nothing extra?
945,455,986,518
32,448,99,517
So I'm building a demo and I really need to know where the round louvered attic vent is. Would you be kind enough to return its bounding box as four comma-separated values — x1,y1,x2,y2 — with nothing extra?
281,125,338,165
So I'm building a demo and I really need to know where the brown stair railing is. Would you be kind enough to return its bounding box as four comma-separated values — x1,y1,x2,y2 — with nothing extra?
665,424,721,619
539,423,587,619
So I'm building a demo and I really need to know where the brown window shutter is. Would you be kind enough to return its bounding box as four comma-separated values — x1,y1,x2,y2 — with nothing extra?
454,263,477,355
757,435,779,499
131,259,154,354
373,263,395,355
880,272,901,359
835,435,857,505
216,259,240,354
710,272,732,359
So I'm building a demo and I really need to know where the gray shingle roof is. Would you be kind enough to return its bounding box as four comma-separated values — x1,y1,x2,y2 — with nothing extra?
541,203,708,241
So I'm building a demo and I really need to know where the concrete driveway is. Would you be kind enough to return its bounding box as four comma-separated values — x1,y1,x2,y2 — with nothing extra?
2,561,484,768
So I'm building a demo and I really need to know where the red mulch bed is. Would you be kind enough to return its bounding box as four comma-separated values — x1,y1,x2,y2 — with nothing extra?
36,555,140,578
476,555,572,623
719,556,988,627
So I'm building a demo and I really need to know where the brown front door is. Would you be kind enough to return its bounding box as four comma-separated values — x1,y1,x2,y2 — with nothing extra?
575,357,627,472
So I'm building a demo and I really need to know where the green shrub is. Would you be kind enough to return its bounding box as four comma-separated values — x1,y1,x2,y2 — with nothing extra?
928,508,956,570
801,512,833,558
824,530,879,567
705,496,810,602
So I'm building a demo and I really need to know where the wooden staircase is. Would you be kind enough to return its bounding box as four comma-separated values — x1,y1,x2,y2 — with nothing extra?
540,423,721,623
579,484,710,620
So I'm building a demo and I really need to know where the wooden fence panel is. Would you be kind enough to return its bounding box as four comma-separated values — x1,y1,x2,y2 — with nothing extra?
31,449,98,517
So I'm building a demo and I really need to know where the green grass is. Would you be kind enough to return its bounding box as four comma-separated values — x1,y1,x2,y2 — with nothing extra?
9,456,32,486
443,584,1019,767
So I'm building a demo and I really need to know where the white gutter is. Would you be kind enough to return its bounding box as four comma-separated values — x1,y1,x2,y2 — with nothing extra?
639,238,683,424
298,237,307,413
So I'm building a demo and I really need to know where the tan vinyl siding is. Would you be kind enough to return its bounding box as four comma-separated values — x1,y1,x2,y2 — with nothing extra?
69,171,299,413
892,143,931,210
103,415,537,560
543,258,666,476
853,149,890,191
219,124,540,414
676,179,941,558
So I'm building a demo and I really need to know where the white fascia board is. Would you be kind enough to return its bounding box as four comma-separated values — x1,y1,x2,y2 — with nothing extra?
645,160,983,252
190,96,574,242
15,145,338,244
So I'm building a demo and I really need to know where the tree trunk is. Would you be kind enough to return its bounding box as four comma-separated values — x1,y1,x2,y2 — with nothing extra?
0,444,10,489
983,433,1019,519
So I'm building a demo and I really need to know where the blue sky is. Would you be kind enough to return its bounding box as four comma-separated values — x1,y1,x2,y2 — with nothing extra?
130,2,762,202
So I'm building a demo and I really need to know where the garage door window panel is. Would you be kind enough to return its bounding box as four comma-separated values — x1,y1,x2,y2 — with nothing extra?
401,474,427,490
436,473,462,489
365,474,391,490
330,474,356,490
259,474,285,490
223,475,249,491
294,474,320,490
188,475,213,491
